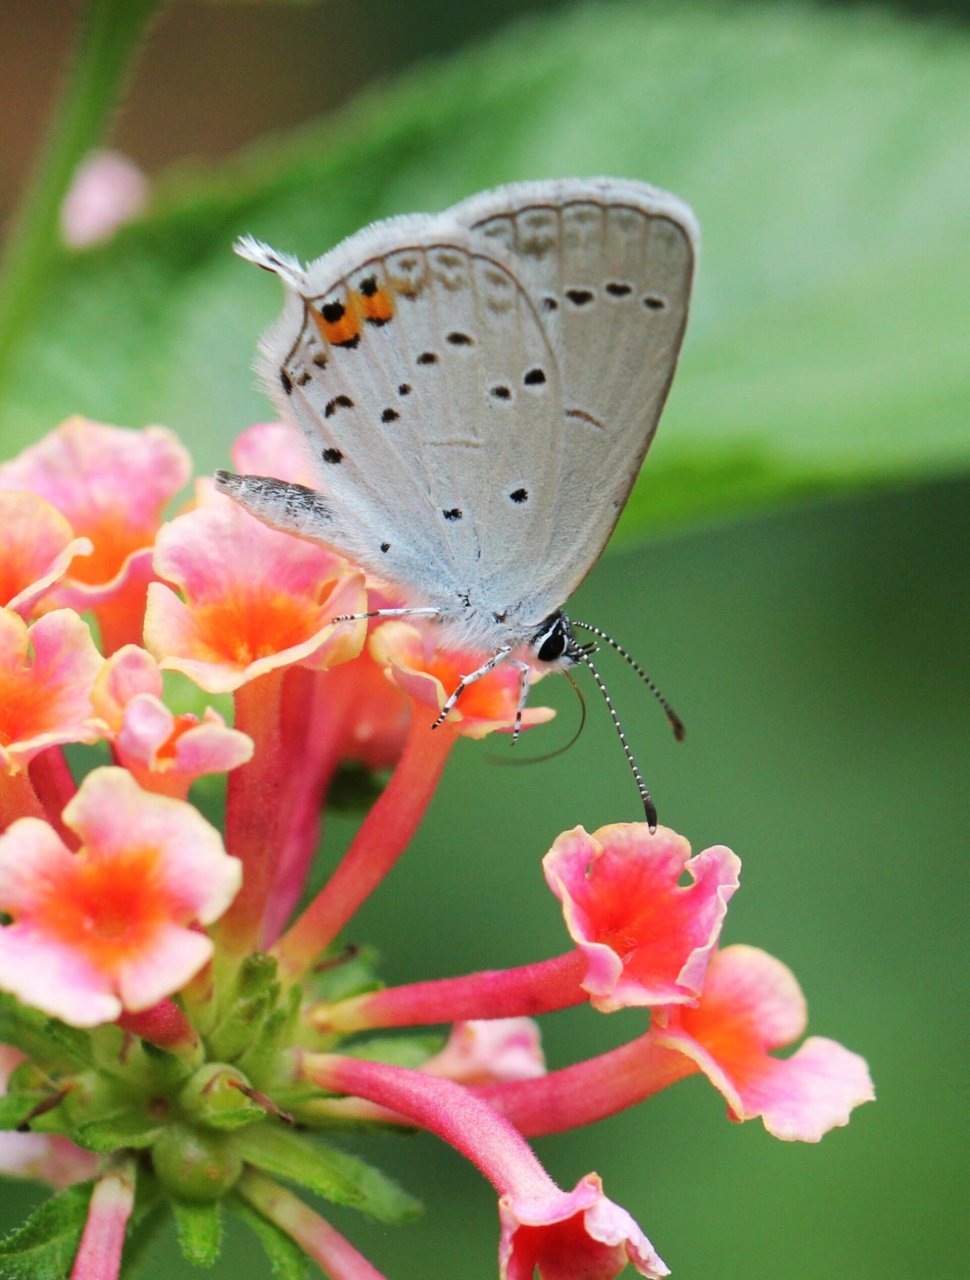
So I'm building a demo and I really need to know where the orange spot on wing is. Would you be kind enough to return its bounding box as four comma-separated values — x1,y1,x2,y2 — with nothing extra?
312,297,362,347
357,285,395,324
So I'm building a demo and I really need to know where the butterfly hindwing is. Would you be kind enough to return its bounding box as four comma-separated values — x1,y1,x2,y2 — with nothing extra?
451,178,698,612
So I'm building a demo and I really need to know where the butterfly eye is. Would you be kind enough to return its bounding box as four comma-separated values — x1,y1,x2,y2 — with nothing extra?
533,615,570,663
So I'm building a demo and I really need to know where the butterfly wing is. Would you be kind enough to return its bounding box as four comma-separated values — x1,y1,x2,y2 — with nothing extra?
450,178,698,614
238,216,572,639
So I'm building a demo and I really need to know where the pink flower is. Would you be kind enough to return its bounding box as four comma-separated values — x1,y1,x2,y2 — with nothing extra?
500,1172,668,1280
302,1053,668,1280
650,944,875,1140
0,490,92,618
0,607,105,776
423,1019,547,1086
145,494,365,693
60,149,148,247
0,418,191,652
545,823,741,1012
92,644,252,796
70,1157,136,1280
371,621,555,739
0,767,241,1025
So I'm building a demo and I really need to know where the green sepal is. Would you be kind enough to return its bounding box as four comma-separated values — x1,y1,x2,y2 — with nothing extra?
71,1110,163,1153
228,1194,307,1280
235,1125,421,1224
0,1182,92,1280
344,1034,443,1068
236,986,301,1080
305,945,383,1006
0,1091,45,1131
173,1198,224,1268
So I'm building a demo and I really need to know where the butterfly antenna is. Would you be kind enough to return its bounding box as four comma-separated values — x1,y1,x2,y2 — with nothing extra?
575,647,658,831
570,620,685,741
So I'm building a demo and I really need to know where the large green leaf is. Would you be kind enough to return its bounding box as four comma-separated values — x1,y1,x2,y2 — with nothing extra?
2,1,968,542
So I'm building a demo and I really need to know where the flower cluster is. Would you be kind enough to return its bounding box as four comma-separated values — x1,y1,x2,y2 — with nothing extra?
0,418,874,1280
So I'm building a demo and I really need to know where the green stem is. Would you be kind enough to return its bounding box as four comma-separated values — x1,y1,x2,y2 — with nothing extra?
0,0,162,383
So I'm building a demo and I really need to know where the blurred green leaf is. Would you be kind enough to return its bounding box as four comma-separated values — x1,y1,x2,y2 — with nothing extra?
0,1183,90,1280
2,0,968,545
235,1125,420,1223
227,1195,307,1280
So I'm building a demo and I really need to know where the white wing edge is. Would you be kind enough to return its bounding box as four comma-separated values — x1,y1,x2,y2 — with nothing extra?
449,176,701,257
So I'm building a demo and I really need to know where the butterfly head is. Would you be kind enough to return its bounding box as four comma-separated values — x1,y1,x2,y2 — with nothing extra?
530,613,585,668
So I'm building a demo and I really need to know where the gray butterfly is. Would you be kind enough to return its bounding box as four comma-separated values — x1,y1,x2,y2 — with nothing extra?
216,178,698,824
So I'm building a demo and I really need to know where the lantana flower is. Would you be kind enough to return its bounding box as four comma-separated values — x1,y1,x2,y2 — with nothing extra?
0,417,191,652
646,944,876,1140
0,766,241,1025
91,644,253,797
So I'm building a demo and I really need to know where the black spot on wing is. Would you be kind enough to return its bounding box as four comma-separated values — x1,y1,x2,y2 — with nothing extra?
325,395,354,418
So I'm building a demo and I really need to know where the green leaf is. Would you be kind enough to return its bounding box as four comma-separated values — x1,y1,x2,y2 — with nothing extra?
228,1196,308,1280
0,1183,91,1280
235,1125,421,1224
172,1199,223,1268
3,2,969,539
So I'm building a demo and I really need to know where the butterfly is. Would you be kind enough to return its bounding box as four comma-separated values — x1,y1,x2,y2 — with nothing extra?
216,178,698,825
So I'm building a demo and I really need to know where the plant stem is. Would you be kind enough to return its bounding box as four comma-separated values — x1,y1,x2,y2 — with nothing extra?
0,0,162,384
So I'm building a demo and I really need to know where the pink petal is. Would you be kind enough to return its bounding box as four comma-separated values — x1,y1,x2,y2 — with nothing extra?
0,608,105,772
63,767,241,923
545,824,740,1012
500,1172,668,1280
726,1035,876,1142
424,1019,546,1086
654,946,875,1141
0,924,122,1025
0,491,93,617
114,920,214,1011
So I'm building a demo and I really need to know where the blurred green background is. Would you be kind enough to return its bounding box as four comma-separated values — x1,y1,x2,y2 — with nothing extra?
1,1,967,1277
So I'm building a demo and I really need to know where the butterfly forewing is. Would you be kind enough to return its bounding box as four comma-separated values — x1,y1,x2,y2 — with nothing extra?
451,179,697,612
257,221,567,629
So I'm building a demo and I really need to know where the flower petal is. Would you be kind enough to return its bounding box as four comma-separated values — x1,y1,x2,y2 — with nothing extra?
545,824,740,1011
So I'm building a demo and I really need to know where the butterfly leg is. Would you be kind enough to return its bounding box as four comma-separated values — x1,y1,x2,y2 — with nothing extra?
510,660,532,745
431,645,513,729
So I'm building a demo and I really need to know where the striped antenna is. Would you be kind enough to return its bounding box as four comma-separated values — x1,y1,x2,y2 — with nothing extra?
574,645,658,831
570,619,685,741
